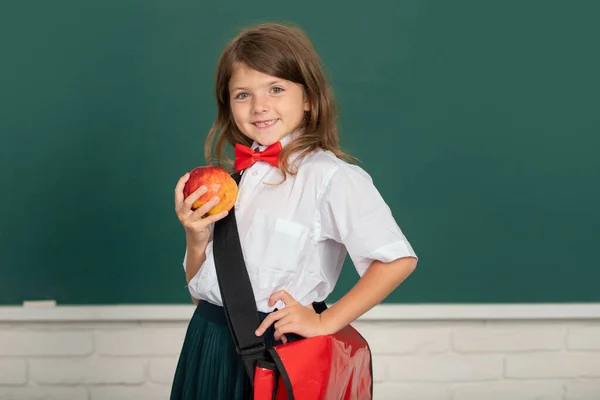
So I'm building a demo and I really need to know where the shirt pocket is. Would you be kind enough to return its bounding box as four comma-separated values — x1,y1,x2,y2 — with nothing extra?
244,210,310,290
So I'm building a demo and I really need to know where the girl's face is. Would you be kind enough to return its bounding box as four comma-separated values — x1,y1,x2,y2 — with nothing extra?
228,63,310,146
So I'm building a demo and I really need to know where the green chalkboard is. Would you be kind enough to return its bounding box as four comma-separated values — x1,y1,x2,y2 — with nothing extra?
1,1,598,305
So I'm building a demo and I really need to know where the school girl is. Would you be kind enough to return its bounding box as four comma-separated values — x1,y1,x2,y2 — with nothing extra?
170,22,418,399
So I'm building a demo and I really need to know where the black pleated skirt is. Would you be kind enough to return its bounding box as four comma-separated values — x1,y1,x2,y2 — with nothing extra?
170,301,303,400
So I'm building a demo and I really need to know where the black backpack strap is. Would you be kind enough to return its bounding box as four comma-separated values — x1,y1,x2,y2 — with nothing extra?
213,171,266,384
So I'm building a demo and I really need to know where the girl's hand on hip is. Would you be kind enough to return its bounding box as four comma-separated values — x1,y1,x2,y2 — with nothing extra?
174,172,228,245
255,291,331,343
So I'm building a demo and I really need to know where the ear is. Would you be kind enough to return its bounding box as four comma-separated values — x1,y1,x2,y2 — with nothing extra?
303,100,311,112
303,91,311,112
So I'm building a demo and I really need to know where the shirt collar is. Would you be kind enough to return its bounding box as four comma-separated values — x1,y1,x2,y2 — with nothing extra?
251,128,303,152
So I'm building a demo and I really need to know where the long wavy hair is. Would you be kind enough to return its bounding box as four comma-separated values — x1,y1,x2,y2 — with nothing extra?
204,22,355,180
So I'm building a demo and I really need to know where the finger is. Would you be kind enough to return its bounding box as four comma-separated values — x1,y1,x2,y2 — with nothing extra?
189,196,221,221
281,334,288,344
255,311,282,336
183,207,229,237
255,309,287,336
183,186,209,211
274,321,295,341
199,209,229,225
268,290,297,307
274,313,295,330
178,189,210,223
174,173,190,208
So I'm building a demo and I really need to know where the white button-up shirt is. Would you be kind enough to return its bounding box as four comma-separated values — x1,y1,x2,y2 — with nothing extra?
186,134,417,312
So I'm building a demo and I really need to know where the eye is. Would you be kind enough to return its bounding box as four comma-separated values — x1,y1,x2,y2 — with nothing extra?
234,92,250,100
270,86,284,94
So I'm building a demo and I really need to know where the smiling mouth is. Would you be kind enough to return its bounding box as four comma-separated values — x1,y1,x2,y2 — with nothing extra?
253,119,278,128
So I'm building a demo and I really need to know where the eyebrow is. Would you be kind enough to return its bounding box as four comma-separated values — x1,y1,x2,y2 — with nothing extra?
230,80,284,92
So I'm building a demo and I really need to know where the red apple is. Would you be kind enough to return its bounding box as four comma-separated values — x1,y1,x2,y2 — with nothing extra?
183,166,238,215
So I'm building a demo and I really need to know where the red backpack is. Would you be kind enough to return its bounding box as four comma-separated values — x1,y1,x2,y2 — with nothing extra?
213,173,373,399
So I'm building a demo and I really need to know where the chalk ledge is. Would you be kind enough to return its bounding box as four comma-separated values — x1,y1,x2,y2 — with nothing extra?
1,303,600,322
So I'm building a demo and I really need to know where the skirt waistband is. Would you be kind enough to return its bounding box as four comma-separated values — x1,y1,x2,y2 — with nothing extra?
196,300,327,326
196,300,270,326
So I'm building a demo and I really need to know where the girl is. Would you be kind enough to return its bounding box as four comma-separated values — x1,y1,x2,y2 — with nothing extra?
171,22,418,399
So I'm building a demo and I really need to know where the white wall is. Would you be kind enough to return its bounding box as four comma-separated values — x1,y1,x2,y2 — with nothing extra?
1,305,599,400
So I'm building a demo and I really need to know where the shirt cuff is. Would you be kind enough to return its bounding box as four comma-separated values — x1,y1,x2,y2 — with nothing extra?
353,239,418,276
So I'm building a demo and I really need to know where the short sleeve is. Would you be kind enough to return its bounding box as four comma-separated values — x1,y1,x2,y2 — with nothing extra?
318,164,417,275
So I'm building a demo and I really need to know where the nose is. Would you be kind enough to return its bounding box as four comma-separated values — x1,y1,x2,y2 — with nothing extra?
252,94,269,114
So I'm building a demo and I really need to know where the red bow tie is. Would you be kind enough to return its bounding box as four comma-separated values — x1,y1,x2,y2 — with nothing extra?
235,142,282,172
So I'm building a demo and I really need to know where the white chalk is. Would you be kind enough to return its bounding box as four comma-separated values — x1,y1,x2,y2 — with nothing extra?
22,300,57,308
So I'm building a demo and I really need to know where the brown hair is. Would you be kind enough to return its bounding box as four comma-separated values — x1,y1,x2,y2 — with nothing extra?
204,22,355,180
